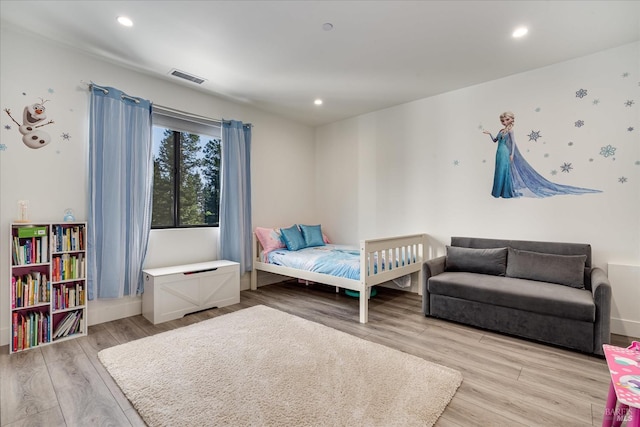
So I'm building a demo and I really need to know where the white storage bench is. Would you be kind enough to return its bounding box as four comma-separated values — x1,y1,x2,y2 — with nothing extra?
142,260,240,324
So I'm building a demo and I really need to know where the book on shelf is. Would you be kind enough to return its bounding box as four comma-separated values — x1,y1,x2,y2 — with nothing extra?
52,282,83,310
41,235,48,262
11,272,50,308
17,226,47,238
53,310,83,339
12,311,50,351
52,253,86,282
11,277,15,309
52,224,85,253
12,234,49,266
12,312,17,351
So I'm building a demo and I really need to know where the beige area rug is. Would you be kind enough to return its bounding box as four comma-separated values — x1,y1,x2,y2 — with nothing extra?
98,305,462,426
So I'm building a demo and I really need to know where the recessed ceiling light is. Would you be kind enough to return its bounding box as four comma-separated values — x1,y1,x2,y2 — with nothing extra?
322,23,334,31
314,99,323,105
512,27,528,38
117,16,133,27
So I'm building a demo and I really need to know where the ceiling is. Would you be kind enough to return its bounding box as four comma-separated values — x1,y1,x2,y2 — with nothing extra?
1,1,639,127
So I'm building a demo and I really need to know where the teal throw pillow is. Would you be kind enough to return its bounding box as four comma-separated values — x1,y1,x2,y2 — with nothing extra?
300,224,326,248
280,225,307,251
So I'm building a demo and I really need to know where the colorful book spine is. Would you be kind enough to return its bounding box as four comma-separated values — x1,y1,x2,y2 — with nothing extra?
52,310,83,339
12,312,18,351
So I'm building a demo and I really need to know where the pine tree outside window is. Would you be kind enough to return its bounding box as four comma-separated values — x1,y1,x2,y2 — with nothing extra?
151,109,221,228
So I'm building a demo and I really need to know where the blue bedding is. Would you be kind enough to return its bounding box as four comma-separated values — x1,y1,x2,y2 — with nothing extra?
266,244,412,289
267,245,361,280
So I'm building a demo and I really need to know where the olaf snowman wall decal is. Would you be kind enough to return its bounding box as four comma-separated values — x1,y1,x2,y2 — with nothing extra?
4,98,54,149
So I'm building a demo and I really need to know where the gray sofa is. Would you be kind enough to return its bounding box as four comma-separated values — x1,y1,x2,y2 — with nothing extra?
422,237,611,356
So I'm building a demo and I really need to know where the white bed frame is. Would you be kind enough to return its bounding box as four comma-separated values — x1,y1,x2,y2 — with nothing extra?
250,233,427,323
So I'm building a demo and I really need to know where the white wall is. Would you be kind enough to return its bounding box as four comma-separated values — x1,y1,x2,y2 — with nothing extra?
316,42,640,336
0,26,316,345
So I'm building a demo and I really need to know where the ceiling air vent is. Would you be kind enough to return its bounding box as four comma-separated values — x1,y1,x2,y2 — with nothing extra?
169,69,206,85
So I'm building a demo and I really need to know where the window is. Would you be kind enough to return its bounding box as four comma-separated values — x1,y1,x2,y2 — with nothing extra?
151,109,221,228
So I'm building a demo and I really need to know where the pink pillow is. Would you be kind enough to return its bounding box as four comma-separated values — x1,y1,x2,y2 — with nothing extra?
255,227,286,254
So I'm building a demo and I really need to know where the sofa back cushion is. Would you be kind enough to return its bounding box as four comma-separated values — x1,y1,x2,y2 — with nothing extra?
506,247,587,289
445,246,508,276
451,237,592,267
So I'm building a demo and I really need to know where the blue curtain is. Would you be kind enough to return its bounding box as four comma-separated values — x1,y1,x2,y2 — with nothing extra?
220,120,252,272
87,85,153,299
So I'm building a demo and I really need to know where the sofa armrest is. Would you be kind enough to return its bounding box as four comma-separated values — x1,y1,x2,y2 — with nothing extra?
591,267,612,356
426,256,446,279
422,256,446,315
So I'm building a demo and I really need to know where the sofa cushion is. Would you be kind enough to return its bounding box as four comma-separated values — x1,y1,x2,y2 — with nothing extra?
506,248,586,289
451,237,592,268
445,246,508,276
427,272,595,322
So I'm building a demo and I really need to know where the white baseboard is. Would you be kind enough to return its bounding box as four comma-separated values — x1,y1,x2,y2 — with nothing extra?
611,318,640,340
0,326,8,347
87,296,142,326
608,263,640,340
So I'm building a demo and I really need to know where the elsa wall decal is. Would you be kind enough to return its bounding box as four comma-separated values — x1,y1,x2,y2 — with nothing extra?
482,111,601,198
4,98,54,149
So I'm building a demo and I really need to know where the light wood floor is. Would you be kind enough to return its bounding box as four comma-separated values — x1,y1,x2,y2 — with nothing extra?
1,280,636,427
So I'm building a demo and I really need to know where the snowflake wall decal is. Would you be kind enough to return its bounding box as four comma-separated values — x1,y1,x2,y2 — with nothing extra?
635,160,640,165
622,72,629,78
625,100,635,107
568,142,574,146
0,144,7,151
575,89,588,98
629,127,635,132
589,158,594,162
600,145,617,158
60,132,71,141
535,107,541,112
4,125,11,130
618,177,628,183
593,99,600,105
453,160,459,166
560,162,573,173
48,88,55,94
575,120,585,128
544,153,550,158
528,130,542,141
551,170,558,176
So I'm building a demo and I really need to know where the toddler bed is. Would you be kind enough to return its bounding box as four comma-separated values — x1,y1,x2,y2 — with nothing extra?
250,225,427,323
